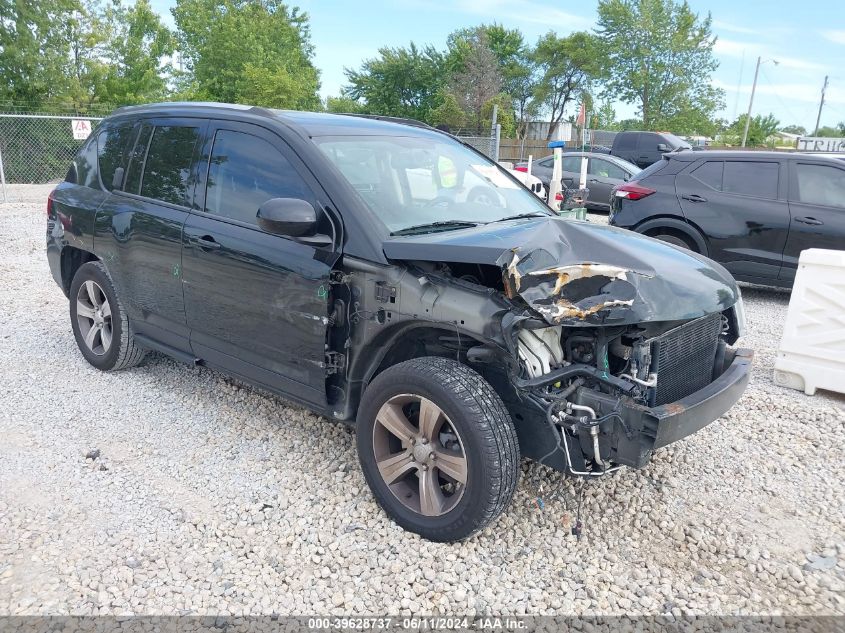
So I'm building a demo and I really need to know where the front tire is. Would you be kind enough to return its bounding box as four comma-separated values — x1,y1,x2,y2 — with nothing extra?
356,357,519,542
69,261,145,371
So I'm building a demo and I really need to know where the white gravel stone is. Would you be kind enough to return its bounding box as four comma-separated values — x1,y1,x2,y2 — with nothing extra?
0,186,843,616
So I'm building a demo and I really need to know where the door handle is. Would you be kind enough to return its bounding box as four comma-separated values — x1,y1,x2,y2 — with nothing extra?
682,194,707,203
588,178,600,183
795,216,824,226
195,235,222,250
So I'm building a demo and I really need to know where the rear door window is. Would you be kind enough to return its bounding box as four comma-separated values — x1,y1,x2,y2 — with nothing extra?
562,156,582,172
140,125,201,206
589,158,626,180
723,161,779,199
794,163,845,208
204,129,315,226
97,123,135,191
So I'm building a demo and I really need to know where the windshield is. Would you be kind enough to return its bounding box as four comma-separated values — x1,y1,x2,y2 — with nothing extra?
314,134,553,234
663,133,692,150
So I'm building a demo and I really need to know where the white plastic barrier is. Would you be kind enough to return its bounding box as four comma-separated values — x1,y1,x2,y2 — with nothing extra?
773,248,845,396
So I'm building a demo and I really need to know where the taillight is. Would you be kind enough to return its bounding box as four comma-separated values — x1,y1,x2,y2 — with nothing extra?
514,165,528,172
615,182,655,201
47,195,54,218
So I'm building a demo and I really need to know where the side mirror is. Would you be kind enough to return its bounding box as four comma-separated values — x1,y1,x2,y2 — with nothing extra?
257,198,318,237
657,143,669,152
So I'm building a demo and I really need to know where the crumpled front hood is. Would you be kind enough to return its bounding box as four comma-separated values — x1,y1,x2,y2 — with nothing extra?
382,217,739,326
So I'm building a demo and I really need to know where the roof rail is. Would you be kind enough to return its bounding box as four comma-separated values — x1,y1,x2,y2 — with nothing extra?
341,113,465,143
341,113,442,132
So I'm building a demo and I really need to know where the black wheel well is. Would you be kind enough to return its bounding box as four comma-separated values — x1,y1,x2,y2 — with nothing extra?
60,246,99,295
368,325,483,384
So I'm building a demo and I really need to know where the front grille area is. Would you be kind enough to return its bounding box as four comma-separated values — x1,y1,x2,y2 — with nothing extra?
651,313,722,406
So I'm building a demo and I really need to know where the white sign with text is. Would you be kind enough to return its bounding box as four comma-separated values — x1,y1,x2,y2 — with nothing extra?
796,137,845,153
71,119,92,140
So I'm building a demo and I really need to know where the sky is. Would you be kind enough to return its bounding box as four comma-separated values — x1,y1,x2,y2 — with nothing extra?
148,0,845,132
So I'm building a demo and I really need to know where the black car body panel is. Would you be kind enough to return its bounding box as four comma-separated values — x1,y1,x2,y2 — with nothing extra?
47,102,753,478
610,151,845,288
610,131,691,168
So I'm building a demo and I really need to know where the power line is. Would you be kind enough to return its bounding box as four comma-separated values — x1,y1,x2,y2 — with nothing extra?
758,67,814,127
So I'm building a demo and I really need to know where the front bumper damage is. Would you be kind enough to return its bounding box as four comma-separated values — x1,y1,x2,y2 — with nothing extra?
533,347,753,475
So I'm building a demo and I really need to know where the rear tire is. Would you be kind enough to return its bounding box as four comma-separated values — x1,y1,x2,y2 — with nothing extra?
653,231,696,251
356,357,519,542
69,261,146,371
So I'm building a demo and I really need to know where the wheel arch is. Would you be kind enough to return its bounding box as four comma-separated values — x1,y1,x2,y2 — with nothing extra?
60,246,100,296
360,322,490,386
635,216,710,256
338,321,500,422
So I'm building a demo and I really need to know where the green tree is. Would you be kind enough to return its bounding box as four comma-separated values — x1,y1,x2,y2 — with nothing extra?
532,31,603,140
481,93,516,137
781,124,807,135
60,0,111,111
0,0,83,107
596,0,723,130
726,113,780,146
815,124,844,137
446,29,502,129
343,43,445,122
593,100,618,130
324,95,365,114
429,92,466,130
660,85,723,136
446,24,539,137
98,0,174,105
172,0,320,109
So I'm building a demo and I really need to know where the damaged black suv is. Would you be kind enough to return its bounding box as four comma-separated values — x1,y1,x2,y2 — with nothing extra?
47,103,752,542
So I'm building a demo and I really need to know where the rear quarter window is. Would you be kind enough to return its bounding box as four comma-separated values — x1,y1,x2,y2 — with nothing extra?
97,123,135,191
68,134,98,188
691,161,723,190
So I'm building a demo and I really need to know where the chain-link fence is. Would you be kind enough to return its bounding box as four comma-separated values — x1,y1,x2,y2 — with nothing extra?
586,129,618,149
455,126,500,162
498,129,621,162
0,114,103,187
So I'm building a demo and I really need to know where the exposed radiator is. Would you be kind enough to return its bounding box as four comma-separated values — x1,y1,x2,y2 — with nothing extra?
650,313,722,406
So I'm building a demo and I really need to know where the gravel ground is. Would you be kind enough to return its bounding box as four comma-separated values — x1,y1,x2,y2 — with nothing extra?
1,184,844,617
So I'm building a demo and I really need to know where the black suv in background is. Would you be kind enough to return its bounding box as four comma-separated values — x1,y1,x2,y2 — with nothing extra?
610,131,691,168
47,103,751,541
610,151,845,287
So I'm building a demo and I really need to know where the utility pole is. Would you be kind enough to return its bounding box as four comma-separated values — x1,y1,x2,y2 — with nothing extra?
741,56,778,147
741,56,761,148
813,75,829,136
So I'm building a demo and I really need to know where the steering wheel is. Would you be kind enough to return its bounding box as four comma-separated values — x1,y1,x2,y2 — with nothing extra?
424,196,453,207
467,186,502,207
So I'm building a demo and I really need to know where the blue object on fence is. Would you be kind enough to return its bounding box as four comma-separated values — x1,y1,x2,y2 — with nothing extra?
547,141,566,149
